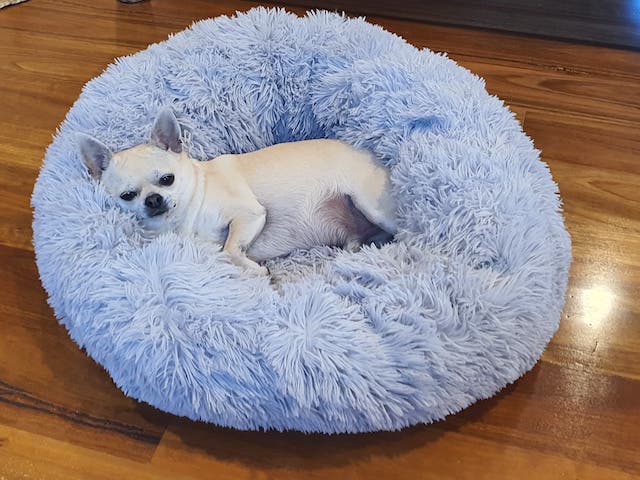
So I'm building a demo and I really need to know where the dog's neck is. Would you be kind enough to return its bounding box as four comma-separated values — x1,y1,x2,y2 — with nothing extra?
174,156,231,245
177,157,207,233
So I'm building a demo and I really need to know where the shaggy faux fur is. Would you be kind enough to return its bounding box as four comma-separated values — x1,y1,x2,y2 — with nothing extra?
31,8,571,433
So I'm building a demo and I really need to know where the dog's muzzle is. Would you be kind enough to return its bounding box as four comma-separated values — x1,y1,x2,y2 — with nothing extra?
145,193,168,217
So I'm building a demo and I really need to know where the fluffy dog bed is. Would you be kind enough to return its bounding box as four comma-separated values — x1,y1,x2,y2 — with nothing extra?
31,8,571,433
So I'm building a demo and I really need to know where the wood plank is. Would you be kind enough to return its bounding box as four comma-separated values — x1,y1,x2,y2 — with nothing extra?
0,424,180,480
273,0,640,50
443,361,640,474
462,60,640,124
0,122,50,251
523,111,640,385
360,19,640,79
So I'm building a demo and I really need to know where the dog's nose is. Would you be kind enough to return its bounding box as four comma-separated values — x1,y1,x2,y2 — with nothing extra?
145,193,163,209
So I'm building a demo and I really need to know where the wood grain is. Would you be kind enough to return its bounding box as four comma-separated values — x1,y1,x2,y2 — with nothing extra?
0,424,174,480
273,0,640,50
528,113,640,387
0,0,638,478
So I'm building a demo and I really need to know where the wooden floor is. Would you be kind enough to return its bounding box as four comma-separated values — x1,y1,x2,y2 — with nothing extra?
278,0,640,50
1,0,639,478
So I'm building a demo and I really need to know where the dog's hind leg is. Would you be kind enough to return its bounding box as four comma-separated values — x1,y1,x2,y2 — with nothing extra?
348,175,397,235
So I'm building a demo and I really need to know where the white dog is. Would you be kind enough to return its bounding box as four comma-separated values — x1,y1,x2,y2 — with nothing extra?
78,109,397,275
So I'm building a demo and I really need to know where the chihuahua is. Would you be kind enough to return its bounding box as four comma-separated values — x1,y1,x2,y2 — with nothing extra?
78,109,397,275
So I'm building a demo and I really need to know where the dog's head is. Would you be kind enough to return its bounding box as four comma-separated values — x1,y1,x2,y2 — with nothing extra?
78,109,194,231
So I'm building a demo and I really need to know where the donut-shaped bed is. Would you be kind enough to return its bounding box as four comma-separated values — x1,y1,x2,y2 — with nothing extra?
31,8,571,433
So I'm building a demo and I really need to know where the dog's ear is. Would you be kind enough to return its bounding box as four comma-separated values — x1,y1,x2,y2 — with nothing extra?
77,133,112,180
150,108,182,153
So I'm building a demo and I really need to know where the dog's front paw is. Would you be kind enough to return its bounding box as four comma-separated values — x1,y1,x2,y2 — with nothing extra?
227,252,269,276
249,264,269,276
241,259,269,276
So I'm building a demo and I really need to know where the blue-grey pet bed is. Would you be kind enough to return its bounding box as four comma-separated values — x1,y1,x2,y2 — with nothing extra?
31,8,571,433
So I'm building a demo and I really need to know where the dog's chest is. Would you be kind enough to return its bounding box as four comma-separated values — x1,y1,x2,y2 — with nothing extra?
185,207,228,244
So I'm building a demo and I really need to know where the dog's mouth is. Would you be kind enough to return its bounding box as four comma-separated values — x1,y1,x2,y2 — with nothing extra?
146,204,169,217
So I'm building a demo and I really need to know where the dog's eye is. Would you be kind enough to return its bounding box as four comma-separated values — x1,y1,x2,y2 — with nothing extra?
120,191,137,201
159,174,174,186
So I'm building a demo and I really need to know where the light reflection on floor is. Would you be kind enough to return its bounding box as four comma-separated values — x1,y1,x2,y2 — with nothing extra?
580,284,615,328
